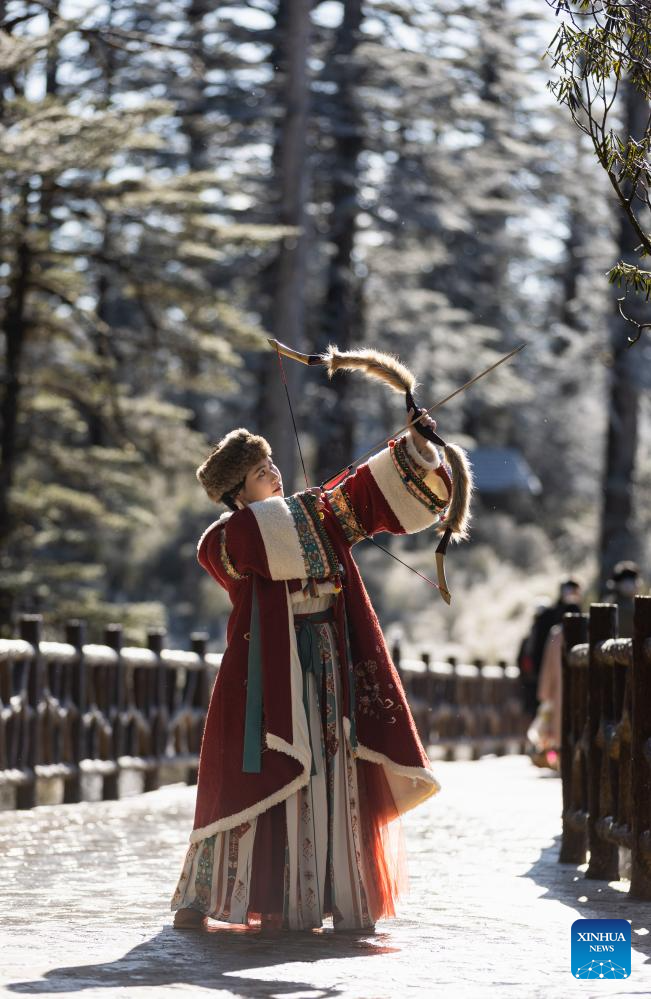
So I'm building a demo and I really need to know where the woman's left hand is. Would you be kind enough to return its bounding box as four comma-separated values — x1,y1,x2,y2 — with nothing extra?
408,407,437,452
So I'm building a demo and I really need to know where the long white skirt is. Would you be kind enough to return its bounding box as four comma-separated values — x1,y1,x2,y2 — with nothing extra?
171,595,376,930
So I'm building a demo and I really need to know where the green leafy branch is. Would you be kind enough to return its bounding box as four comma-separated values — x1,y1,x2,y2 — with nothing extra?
545,1,651,341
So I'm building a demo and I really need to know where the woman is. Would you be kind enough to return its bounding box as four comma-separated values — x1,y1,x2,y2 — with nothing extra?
171,412,453,932
528,625,562,771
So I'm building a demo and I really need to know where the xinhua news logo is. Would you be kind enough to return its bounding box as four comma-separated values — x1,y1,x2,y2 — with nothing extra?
571,919,631,979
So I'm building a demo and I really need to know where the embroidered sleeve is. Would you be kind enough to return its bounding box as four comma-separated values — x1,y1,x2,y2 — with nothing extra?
285,491,341,578
325,435,451,539
327,483,367,545
390,435,450,516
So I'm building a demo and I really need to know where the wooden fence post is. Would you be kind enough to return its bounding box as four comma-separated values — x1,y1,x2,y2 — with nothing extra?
189,632,208,786
560,612,588,863
446,657,457,761
103,624,123,801
145,628,166,792
471,658,483,760
16,614,42,809
63,619,85,804
631,595,651,899
586,603,619,881
496,660,508,756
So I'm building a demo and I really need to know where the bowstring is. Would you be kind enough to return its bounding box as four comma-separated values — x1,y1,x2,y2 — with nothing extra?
365,535,445,592
274,342,310,490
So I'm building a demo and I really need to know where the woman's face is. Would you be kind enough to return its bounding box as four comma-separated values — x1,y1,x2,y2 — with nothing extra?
235,457,283,507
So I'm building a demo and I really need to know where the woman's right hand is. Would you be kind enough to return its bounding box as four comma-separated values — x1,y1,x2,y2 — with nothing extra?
306,485,326,512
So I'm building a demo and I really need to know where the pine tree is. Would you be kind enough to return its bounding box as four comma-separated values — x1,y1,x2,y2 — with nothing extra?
0,3,287,637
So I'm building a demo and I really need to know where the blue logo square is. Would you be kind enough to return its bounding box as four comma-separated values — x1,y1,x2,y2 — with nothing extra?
571,919,631,979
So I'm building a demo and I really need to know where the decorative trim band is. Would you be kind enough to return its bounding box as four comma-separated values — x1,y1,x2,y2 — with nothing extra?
326,484,367,545
220,529,247,581
391,437,448,514
367,443,443,535
286,494,332,578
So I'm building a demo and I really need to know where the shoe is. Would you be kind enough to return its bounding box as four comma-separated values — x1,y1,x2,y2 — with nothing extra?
173,907,205,929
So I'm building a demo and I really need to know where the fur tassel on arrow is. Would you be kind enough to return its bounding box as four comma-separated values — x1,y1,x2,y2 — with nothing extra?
321,345,474,544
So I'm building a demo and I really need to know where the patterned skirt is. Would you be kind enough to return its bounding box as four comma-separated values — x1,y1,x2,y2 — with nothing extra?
171,599,404,930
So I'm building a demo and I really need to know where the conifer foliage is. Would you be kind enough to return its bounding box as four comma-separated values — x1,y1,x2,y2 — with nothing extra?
0,1,646,648
0,1,287,636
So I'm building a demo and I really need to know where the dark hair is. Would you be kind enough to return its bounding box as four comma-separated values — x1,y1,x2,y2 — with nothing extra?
611,560,639,582
222,477,246,512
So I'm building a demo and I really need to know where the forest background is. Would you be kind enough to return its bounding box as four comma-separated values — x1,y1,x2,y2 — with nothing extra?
1,0,649,662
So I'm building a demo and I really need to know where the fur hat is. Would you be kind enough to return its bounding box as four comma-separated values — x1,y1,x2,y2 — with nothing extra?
197,428,272,506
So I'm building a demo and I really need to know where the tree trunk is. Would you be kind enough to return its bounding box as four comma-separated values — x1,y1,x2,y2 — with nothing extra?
598,80,646,588
314,0,364,484
0,206,29,632
461,0,510,444
0,10,30,631
178,0,210,436
258,0,311,489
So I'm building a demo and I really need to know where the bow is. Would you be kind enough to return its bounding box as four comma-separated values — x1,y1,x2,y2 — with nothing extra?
269,338,525,604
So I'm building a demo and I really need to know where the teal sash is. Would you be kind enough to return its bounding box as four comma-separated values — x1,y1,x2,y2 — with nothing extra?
242,581,263,773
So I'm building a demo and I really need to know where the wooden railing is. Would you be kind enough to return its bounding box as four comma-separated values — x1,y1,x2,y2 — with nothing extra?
393,647,528,760
0,614,219,808
561,595,651,900
0,614,529,808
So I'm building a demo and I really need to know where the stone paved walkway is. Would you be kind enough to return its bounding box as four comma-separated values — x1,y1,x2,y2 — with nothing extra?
1,755,650,998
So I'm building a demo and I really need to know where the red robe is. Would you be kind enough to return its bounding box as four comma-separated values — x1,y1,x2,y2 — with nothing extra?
191,435,450,844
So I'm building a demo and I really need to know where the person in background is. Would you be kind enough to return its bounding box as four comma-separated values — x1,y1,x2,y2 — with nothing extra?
517,598,550,718
602,561,642,639
521,579,583,717
529,624,563,771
